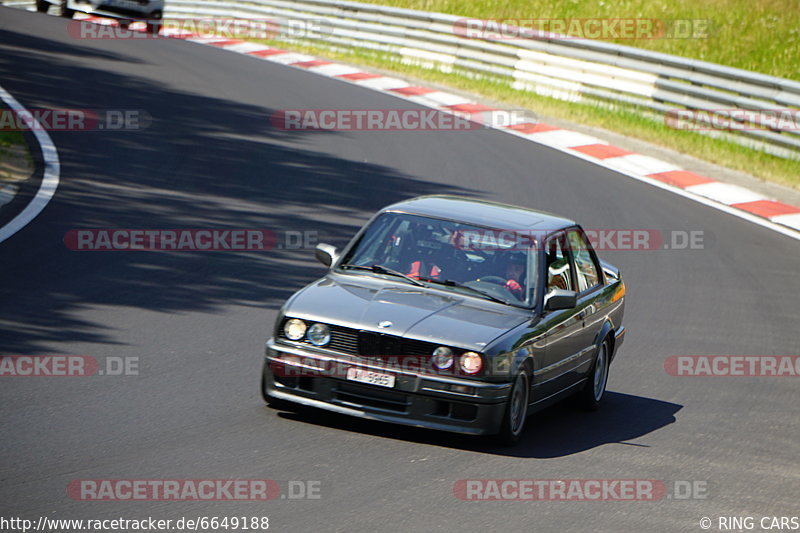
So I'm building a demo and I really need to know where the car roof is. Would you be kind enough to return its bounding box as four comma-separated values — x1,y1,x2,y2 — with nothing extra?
381,195,576,233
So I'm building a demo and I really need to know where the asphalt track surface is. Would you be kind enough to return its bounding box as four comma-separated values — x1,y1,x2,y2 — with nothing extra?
1,8,798,532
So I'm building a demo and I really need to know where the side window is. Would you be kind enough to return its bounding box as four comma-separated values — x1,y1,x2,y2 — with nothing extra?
545,234,573,292
567,229,600,292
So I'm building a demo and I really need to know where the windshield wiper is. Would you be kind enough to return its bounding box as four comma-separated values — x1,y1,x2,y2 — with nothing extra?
418,277,508,304
340,263,424,286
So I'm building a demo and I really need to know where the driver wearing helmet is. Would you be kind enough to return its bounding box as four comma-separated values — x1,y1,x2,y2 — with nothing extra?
398,223,449,280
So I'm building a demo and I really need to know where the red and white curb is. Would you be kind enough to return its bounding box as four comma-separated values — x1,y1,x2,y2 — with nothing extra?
71,16,800,239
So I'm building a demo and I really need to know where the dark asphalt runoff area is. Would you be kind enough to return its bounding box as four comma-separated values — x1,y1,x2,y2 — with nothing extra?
1,7,798,532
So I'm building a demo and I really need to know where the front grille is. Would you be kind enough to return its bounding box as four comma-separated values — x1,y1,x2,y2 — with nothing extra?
328,325,360,354
280,321,439,358
277,318,481,376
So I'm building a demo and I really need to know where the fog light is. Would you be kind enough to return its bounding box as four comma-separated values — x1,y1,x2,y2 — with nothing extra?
450,384,475,395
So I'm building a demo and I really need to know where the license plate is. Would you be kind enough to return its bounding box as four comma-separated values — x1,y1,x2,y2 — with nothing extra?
346,367,396,388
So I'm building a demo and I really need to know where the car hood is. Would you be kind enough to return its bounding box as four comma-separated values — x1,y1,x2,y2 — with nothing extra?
284,273,531,350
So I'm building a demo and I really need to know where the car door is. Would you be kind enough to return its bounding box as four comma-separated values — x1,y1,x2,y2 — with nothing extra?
534,231,585,401
564,226,606,385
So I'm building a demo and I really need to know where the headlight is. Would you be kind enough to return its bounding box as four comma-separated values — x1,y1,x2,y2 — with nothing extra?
459,351,483,374
432,346,454,370
283,318,307,340
307,323,331,346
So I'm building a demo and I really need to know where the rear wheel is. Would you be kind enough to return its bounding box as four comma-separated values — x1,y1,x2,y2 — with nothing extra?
579,338,610,410
497,370,530,445
36,0,50,13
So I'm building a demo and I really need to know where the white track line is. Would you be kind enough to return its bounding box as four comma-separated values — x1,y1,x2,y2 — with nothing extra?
0,84,60,244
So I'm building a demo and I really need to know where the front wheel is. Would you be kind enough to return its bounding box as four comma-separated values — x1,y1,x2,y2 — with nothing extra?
497,370,530,445
146,11,162,34
36,0,50,13
579,338,610,410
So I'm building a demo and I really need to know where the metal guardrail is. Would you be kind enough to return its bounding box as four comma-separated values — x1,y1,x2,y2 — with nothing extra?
8,0,800,159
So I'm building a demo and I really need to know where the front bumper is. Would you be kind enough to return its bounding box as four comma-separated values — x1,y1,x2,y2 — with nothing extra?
262,339,511,435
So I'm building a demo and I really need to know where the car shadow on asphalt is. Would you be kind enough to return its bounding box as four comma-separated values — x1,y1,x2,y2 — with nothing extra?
272,391,682,458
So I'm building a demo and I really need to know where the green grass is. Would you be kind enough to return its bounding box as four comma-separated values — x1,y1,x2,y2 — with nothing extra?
0,131,25,150
363,0,800,80
0,109,31,184
0,130,27,170
255,39,800,189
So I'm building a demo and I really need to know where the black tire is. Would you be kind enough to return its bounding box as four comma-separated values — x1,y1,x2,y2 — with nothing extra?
118,19,131,29
35,0,49,13
496,369,530,446
59,0,74,18
578,338,611,410
146,11,162,34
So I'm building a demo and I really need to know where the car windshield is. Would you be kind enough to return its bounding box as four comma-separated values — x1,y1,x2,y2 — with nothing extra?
338,212,536,307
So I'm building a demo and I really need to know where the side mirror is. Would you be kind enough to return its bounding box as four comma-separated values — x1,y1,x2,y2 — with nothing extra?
544,288,578,311
315,243,339,268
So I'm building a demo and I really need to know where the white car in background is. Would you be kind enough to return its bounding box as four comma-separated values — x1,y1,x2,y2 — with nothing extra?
36,0,164,33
